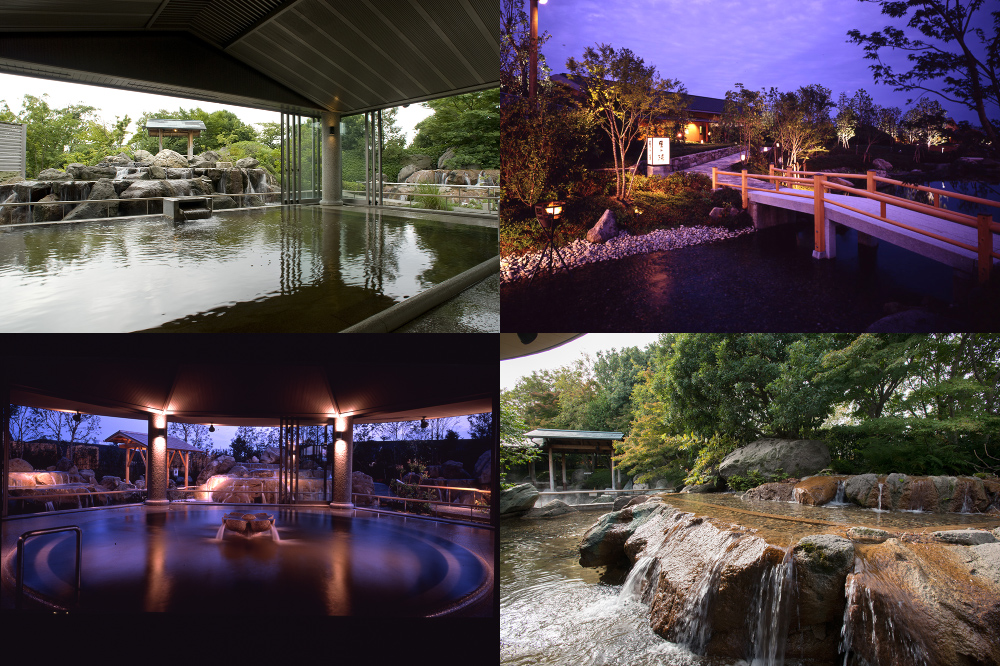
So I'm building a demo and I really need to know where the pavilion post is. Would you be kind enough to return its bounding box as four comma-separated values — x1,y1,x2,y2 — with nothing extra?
561,453,567,491
610,451,616,491
329,414,355,509
145,412,169,505
183,451,189,488
125,448,132,483
547,446,555,492
187,132,194,159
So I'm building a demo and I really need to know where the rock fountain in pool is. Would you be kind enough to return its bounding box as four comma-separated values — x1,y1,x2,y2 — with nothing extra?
0,149,277,225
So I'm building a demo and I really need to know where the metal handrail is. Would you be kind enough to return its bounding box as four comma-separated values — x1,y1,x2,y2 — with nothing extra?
16,525,82,610
353,491,489,522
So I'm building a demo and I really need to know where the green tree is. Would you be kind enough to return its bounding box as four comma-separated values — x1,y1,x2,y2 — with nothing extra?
587,344,655,434
0,94,101,177
900,97,950,161
500,391,538,486
567,44,688,201
128,107,257,154
835,91,858,148
722,84,771,174
847,0,998,146
849,88,884,163
412,89,499,170
772,85,835,170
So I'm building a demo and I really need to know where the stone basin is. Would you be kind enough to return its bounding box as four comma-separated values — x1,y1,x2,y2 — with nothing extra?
223,511,274,535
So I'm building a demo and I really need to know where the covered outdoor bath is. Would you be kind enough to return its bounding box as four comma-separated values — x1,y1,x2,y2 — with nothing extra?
1,336,497,622
0,1,500,332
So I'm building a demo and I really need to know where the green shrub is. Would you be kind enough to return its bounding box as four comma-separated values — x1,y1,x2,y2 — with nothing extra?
582,468,612,490
683,434,738,487
726,468,792,491
390,479,437,515
414,183,453,211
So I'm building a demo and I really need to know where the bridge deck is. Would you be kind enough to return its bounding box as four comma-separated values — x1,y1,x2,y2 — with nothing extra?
749,187,1000,274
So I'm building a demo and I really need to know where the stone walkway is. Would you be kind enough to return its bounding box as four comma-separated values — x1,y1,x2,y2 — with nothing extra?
676,152,772,191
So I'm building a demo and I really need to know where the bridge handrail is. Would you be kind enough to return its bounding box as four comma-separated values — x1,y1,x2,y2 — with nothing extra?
712,166,999,282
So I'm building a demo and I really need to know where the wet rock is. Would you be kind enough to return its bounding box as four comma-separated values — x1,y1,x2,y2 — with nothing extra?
228,465,249,478
437,147,456,169
100,475,123,490
591,494,616,503
133,149,154,162
235,157,259,168
260,446,279,464
55,456,73,471
872,158,892,171
214,455,236,474
614,494,648,511
148,165,167,180
352,470,374,495
842,538,1000,666
473,450,491,485
743,481,796,502
579,502,669,568
898,476,939,512
792,534,854,630
884,472,908,508
0,192,18,224
63,178,118,220
948,477,989,513
405,169,436,184
793,476,845,505
526,500,575,518
500,483,539,518
151,149,189,169
933,529,997,546
586,209,621,244
66,163,117,180
847,526,891,543
719,438,830,481
37,168,72,181
680,482,717,493
398,164,418,182
79,469,96,484
964,543,1000,586
9,458,33,472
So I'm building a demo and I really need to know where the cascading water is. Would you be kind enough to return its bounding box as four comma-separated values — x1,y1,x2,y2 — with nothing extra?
619,556,658,605
960,486,973,514
833,480,846,505
749,545,797,666
839,574,858,666
876,482,885,512
671,532,741,653
115,166,130,180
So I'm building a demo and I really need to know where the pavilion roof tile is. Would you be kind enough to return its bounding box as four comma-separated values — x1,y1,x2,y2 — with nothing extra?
105,430,201,452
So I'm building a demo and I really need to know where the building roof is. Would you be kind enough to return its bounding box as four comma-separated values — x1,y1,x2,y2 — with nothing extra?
524,428,624,440
105,430,203,453
550,73,725,116
0,1,498,115
146,119,207,133
501,333,583,361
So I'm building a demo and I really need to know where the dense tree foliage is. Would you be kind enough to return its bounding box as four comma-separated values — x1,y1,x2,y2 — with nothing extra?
128,107,257,155
847,0,998,146
502,334,1000,487
412,89,499,170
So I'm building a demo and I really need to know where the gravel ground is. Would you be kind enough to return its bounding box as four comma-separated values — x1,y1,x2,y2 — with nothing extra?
501,224,755,283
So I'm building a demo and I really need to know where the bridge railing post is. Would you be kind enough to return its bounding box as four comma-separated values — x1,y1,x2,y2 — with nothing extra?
769,164,776,192
712,166,717,190
813,173,828,258
979,214,993,284
741,169,748,209
867,170,885,219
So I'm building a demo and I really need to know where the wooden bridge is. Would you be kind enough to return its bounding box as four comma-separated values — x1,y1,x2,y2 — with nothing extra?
712,166,1000,283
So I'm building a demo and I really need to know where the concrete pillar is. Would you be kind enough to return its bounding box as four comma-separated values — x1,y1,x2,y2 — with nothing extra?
547,447,555,492
330,414,354,508
320,110,342,206
145,412,169,505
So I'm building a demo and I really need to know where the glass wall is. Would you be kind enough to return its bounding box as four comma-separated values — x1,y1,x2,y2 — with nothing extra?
339,89,499,215
280,113,321,204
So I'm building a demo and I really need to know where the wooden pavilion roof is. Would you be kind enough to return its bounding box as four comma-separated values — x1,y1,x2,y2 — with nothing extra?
105,430,201,452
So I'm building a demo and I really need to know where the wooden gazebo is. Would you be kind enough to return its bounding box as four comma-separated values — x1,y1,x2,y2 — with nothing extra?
523,428,625,491
104,430,200,485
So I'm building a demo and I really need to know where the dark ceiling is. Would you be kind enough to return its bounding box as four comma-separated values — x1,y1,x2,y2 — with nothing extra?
0,0,499,115
3,335,497,426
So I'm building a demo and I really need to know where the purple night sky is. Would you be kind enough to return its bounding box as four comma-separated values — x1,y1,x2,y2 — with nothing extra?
530,0,991,125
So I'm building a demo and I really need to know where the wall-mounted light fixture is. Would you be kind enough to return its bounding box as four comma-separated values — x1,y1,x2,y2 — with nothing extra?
420,417,429,429
73,411,82,423
208,424,216,433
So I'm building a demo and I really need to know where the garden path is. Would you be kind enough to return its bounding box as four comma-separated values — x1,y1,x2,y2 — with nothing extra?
676,153,771,189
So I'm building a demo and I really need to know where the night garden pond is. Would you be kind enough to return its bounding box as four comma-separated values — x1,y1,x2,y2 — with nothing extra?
0,206,497,332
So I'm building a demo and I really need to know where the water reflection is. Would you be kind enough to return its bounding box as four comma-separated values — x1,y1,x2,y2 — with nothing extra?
0,206,496,331
884,180,1000,217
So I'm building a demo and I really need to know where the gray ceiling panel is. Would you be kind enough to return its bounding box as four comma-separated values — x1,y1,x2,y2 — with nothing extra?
0,0,498,113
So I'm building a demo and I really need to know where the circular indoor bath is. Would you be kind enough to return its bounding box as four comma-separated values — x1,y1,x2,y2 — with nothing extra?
1,503,492,616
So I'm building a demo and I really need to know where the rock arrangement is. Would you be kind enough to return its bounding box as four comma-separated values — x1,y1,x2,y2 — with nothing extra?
501,224,755,283
579,496,1000,665
0,149,278,225
743,472,1000,515
7,457,143,512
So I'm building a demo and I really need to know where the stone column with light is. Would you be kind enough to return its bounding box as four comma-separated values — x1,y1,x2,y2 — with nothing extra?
329,414,354,508
320,110,342,206
145,412,169,505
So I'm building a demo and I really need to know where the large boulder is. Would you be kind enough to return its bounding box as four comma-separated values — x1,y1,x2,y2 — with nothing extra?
586,209,621,244
63,178,118,220
352,470,374,495
844,473,878,507
228,465,249,478
32,193,64,223
133,149,154,162
743,480,797,502
397,164,418,182
214,455,236,475
260,446,279,464
579,501,669,568
119,179,171,215
932,529,997,546
525,499,575,519
9,458,34,472
235,157,259,169
718,438,830,481
792,476,846,505
500,483,539,518
792,535,854,628
872,158,893,171
473,450,491,485
405,169,436,184
437,147,457,169
36,168,72,181
441,460,471,480
65,163,117,180
151,149,189,169
842,538,1000,666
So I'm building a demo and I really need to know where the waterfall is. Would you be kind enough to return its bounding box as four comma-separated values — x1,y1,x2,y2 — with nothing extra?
115,166,129,180
619,556,658,605
960,487,973,514
876,482,885,512
476,170,485,186
672,532,741,653
839,573,858,666
832,480,847,505
749,545,797,666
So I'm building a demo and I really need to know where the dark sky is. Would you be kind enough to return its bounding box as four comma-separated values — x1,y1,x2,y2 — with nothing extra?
531,0,990,124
